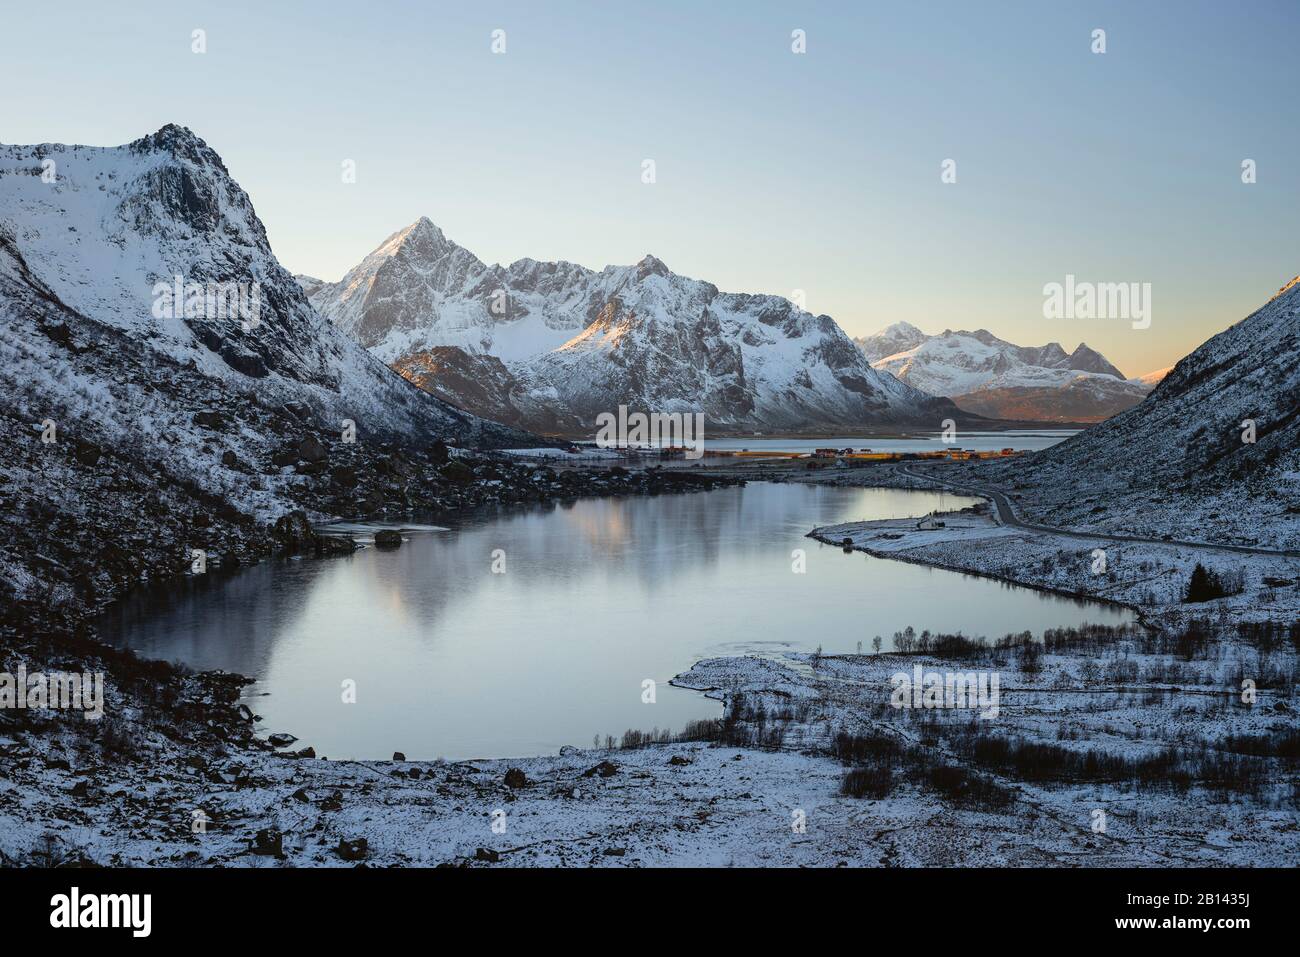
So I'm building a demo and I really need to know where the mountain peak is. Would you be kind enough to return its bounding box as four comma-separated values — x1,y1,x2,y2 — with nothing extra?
635,254,670,279
371,216,455,263
1067,342,1125,379
882,320,924,336
128,124,213,162
404,216,446,243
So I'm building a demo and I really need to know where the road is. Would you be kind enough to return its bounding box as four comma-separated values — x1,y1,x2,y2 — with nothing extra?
895,464,1300,560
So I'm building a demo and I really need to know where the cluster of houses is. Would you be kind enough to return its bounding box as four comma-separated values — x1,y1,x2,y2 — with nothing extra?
808,447,1019,463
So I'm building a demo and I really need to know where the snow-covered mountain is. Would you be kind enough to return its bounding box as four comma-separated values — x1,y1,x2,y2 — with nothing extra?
0,126,524,452
1131,366,1172,388
306,219,966,433
0,125,546,619
978,279,1300,549
854,323,1151,422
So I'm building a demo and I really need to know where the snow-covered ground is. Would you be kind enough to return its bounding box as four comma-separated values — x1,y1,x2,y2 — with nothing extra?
4,636,1294,867
3,478,1294,868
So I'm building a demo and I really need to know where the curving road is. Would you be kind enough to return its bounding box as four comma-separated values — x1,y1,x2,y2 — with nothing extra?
895,464,1300,560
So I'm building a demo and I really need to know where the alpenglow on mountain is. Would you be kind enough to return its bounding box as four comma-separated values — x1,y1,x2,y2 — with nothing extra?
855,322,1160,423
304,219,967,434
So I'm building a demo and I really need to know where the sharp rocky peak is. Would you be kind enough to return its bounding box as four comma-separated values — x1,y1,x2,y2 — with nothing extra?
635,254,671,280
127,123,223,168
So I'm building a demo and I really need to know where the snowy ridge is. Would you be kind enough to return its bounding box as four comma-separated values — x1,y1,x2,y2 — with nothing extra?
977,281,1300,548
0,125,529,466
855,324,1152,422
307,222,965,433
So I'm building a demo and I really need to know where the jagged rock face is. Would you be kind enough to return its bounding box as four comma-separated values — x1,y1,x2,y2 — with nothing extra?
307,223,962,433
855,324,1146,422
977,281,1300,548
0,125,528,450
392,346,584,434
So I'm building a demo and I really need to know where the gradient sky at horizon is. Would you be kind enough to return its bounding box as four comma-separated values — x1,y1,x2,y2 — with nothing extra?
4,0,1298,376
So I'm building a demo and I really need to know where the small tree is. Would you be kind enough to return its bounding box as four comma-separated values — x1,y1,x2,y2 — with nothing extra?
1185,563,1226,603
1019,639,1043,675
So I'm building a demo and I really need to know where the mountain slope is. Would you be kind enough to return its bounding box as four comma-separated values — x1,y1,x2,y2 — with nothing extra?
855,325,1148,422
975,280,1300,548
0,127,526,449
0,125,536,626
307,221,967,433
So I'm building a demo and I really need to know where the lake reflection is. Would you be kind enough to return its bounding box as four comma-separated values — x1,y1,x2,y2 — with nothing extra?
102,484,1132,760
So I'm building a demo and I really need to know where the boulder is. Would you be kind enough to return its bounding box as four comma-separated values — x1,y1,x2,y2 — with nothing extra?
440,460,474,484
251,828,283,857
374,530,403,550
335,837,368,862
73,439,102,467
193,411,225,429
298,436,327,463
503,768,528,789
272,511,316,552
330,465,358,490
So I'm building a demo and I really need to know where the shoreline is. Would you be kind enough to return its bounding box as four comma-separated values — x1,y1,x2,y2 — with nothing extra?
2,475,1296,867
806,513,1162,635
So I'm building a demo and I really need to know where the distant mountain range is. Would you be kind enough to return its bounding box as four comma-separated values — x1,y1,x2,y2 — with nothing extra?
301,219,967,435
854,323,1166,422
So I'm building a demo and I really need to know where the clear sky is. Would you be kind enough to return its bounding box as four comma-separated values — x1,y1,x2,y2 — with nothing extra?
4,0,1298,376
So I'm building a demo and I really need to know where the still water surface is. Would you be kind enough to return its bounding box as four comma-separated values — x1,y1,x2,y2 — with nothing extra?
103,484,1131,760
